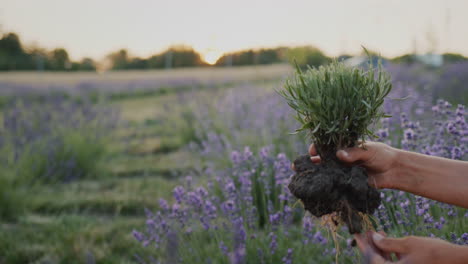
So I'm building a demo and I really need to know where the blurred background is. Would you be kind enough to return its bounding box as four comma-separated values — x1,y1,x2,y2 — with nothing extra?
0,0,467,263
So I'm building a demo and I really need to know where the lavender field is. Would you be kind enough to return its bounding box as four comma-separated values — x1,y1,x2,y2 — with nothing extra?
0,63,467,263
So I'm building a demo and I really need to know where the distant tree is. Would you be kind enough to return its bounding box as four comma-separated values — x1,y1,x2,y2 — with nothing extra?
256,49,278,64
147,54,164,69
256,48,287,64
107,49,129,70
165,45,206,68
286,46,331,68
127,57,148,69
0,33,23,55
391,54,417,64
0,31,96,71
49,48,71,71
106,45,206,70
215,48,286,67
442,53,467,64
0,32,34,70
71,58,96,71
147,45,206,69
29,47,49,71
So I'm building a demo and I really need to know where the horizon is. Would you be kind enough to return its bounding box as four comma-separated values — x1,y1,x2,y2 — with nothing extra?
2,0,468,62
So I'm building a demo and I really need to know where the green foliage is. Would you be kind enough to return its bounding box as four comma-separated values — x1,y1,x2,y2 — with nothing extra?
108,46,207,70
49,48,71,71
0,98,115,184
0,32,34,70
0,170,25,221
286,46,331,69
0,215,155,264
107,49,130,70
215,48,287,66
391,54,417,64
279,60,392,160
71,58,97,71
442,53,468,63
13,130,108,184
0,32,97,71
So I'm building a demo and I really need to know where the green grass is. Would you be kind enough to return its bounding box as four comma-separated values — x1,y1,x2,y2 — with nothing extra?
0,214,156,264
0,82,206,263
0,70,303,264
29,176,176,216
0,71,263,263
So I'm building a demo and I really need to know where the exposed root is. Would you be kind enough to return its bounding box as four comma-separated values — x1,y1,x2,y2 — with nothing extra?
359,212,375,232
311,212,375,264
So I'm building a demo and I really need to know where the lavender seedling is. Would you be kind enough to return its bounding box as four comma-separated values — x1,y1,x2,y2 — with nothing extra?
279,60,392,234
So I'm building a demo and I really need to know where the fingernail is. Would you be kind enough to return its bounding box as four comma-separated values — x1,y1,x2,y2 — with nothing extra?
372,232,384,242
338,150,349,158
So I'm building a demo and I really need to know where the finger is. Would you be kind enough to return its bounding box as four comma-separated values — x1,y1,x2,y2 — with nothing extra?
354,233,371,253
355,233,386,264
291,163,296,171
378,231,387,237
337,146,375,164
310,156,321,164
364,250,387,264
308,143,318,156
375,231,391,260
372,232,408,254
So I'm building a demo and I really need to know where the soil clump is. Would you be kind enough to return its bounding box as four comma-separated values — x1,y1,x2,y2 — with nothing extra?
289,155,381,234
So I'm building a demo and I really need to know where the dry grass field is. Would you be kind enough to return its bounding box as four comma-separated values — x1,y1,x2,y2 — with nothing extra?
0,64,292,86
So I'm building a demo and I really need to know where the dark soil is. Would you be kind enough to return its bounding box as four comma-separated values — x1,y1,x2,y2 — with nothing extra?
289,155,381,234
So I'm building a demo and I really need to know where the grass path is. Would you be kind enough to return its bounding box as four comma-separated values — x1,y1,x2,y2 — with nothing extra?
0,68,285,263
0,90,194,263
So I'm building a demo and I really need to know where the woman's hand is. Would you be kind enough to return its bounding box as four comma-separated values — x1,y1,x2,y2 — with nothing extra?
304,142,401,189
297,141,468,208
355,231,468,264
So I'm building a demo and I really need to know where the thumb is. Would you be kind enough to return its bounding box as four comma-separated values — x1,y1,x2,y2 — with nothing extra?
372,232,408,254
336,146,374,164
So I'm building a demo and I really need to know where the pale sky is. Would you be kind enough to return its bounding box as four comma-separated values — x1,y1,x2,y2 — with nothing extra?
1,0,468,62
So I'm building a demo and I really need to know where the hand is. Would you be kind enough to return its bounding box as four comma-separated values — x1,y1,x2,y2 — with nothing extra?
304,142,401,189
355,231,468,264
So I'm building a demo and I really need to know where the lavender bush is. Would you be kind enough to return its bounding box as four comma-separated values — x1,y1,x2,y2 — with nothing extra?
433,62,468,104
134,147,357,263
0,95,118,183
191,84,306,164
134,101,467,264
134,63,467,263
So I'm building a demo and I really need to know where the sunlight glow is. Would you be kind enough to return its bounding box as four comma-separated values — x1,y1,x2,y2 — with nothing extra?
203,50,223,65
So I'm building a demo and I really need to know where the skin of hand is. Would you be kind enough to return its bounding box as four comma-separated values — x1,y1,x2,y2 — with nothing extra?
291,142,468,263
306,141,400,189
355,231,468,264
301,141,468,208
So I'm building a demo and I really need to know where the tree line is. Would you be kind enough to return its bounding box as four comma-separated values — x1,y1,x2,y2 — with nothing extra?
0,32,96,71
0,31,467,72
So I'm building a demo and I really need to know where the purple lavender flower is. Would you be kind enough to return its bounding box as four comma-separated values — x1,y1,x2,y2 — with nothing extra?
173,186,185,203
132,230,145,242
231,150,242,164
269,212,282,226
269,232,278,254
313,231,328,245
282,248,293,264
461,233,468,245
219,241,229,256
376,128,389,139
221,200,236,214
158,199,169,210
423,213,434,224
